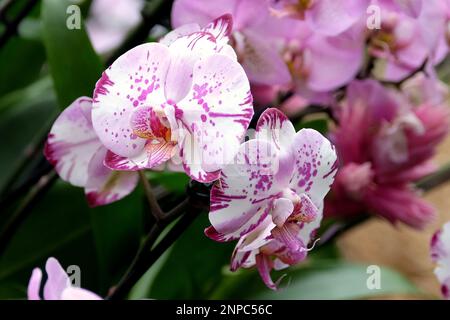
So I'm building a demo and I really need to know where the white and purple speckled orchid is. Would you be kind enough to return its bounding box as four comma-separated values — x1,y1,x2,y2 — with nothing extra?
28,257,101,300
431,221,450,300
205,108,337,289
91,15,254,183
44,97,138,207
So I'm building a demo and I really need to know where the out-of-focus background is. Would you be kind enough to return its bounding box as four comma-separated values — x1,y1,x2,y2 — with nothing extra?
338,136,450,299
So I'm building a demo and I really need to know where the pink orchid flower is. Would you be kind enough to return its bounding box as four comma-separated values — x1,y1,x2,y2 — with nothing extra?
44,97,139,207
326,79,449,228
269,0,370,36
171,0,292,86
369,0,447,81
431,222,450,300
285,21,366,93
205,108,337,289
86,0,145,54
28,257,101,300
92,15,253,183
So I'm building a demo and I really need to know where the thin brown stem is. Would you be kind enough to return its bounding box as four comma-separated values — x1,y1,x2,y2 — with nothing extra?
139,171,164,223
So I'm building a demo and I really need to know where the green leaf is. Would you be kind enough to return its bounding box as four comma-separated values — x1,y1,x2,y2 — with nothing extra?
41,0,103,108
89,187,144,295
149,214,235,299
129,247,173,300
295,118,329,134
0,37,46,96
212,260,420,300
148,171,190,195
0,77,57,190
0,181,100,296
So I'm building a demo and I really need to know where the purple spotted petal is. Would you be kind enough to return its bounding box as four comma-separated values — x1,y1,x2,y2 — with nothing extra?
230,214,275,271
104,140,176,171
85,147,139,207
44,97,102,187
159,23,201,46
92,43,171,158
27,268,43,300
43,257,71,300
256,109,296,188
431,222,450,300
207,139,280,241
202,14,233,44
164,15,236,104
173,54,253,182
256,108,296,151
290,129,337,208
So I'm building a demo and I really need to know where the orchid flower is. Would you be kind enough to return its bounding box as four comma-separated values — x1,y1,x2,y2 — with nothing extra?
431,222,450,300
205,108,337,289
28,257,101,300
44,97,139,207
369,0,447,81
269,0,370,36
91,15,253,183
326,79,449,228
86,0,145,54
171,0,292,86
285,22,366,94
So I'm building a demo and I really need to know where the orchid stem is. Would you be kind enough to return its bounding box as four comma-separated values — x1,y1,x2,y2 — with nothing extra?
417,162,450,192
139,171,165,224
0,0,39,48
107,198,200,300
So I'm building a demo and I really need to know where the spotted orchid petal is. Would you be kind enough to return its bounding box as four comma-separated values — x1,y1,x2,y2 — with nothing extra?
230,214,275,271
255,108,296,188
165,15,236,103
206,139,280,242
85,147,139,207
290,129,337,208
44,97,102,187
159,23,201,47
172,54,253,182
255,108,296,151
431,222,450,300
92,43,171,158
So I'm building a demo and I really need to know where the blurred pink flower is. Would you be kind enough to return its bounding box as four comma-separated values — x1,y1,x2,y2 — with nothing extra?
171,0,292,87
326,79,449,228
431,222,450,299
369,0,447,81
92,15,253,183
285,22,366,93
206,108,337,289
44,97,139,207
269,0,370,36
86,0,145,54
28,257,101,300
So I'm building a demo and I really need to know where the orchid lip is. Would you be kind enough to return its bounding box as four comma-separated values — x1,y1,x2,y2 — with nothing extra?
130,106,174,143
